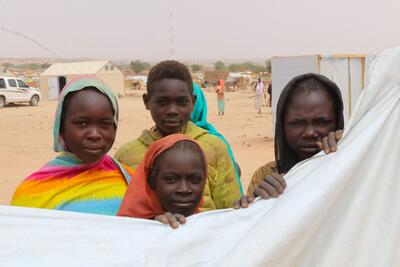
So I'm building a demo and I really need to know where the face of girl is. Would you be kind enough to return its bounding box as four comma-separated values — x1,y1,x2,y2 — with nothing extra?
61,89,116,164
150,147,206,217
283,89,337,160
143,79,195,137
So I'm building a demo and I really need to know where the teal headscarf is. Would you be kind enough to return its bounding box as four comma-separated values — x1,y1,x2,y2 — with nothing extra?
191,83,243,194
53,76,119,152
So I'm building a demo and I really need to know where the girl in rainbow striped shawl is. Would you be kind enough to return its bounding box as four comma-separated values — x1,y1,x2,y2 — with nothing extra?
11,76,133,216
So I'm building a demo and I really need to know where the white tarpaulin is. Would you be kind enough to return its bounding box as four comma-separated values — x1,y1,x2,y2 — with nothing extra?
1,48,400,266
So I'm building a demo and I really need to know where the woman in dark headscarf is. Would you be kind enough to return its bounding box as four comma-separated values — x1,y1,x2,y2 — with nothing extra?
247,73,344,196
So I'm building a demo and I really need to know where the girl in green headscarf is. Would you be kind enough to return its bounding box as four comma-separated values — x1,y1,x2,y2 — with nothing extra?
11,76,133,215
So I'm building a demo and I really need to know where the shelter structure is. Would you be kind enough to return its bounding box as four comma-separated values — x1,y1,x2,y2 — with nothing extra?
271,54,376,128
40,61,124,100
0,66,16,77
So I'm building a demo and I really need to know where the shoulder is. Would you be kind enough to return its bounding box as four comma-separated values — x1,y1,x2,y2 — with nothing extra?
247,161,277,195
196,132,228,155
252,161,277,181
114,138,148,167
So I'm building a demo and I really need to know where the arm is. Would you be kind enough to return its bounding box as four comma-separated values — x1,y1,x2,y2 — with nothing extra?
208,139,241,209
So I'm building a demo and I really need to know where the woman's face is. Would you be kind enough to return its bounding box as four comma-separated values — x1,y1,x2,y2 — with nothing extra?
283,89,337,160
150,147,206,217
61,89,116,164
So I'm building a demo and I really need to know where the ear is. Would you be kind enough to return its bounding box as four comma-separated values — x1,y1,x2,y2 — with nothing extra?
147,176,156,190
143,93,150,110
147,166,157,190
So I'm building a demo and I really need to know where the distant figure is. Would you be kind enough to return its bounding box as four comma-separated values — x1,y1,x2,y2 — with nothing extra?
267,83,272,107
255,78,265,114
216,79,225,116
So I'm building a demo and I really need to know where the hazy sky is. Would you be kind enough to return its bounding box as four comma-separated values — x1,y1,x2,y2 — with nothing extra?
0,0,398,61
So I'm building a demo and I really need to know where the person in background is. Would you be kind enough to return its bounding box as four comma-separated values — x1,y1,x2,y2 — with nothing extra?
216,79,225,116
255,78,266,114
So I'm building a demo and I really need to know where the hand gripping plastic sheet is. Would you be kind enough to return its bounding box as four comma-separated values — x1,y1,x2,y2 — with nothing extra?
1,47,400,267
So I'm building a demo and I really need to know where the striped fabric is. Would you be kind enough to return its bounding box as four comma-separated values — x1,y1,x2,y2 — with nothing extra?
11,153,132,216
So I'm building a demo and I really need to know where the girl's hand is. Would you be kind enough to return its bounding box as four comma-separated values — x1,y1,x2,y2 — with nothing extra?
253,173,286,199
154,212,186,229
317,130,343,154
233,195,255,209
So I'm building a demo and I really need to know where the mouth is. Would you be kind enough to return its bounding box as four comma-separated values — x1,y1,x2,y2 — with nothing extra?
83,146,104,153
299,144,319,153
172,201,196,209
163,120,182,127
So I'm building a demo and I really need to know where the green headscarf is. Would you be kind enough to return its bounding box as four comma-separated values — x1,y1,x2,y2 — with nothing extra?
191,83,243,194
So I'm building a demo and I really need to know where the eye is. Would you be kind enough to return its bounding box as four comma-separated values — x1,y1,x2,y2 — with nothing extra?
101,120,114,128
287,120,304,126
74,120,88,127
156,99,168,106
316,119,332,125
177,98,190,106
190,176,202,184
163,175,177,184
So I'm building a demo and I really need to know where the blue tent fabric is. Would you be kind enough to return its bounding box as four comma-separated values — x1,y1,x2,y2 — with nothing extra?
191,83,243,194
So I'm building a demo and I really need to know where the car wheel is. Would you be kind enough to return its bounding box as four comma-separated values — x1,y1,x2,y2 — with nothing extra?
0,96,5,108
30,95,39,106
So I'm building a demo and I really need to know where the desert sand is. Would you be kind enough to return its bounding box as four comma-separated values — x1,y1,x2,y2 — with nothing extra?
0,90,274,205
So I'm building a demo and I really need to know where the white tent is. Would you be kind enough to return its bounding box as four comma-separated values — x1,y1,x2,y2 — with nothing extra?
40,61,125,100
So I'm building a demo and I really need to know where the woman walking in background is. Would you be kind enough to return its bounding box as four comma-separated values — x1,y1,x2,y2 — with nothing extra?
216,79,225,116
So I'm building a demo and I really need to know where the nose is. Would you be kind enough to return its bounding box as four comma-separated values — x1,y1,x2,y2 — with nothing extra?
166,103,178,115
87,126,101,141
302,124,318,139
176,180,192,194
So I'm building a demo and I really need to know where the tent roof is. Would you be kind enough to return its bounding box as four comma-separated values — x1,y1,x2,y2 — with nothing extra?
41,61,110,76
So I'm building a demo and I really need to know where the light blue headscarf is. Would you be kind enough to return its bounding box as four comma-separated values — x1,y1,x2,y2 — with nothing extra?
53,76,119,152
191,83,243,194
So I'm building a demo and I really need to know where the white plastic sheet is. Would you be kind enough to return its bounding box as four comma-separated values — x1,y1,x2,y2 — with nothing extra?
1,48,400,266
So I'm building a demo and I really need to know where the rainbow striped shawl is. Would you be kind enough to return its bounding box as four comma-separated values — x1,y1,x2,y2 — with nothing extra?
11,153,133,216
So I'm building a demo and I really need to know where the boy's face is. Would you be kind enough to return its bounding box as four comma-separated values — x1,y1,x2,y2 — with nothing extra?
283,90,337,160
61,90,116,164
151,148,206,217
144,79,195,136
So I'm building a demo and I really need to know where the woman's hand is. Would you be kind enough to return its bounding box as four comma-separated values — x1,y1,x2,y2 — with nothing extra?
317,130,343,154
154,212,186,229
253,173,286,199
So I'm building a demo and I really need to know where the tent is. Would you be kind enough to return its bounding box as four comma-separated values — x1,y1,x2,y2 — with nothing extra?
39,61,125,100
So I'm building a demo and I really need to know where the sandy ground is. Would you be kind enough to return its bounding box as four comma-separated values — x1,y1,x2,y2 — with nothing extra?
0,90,274,205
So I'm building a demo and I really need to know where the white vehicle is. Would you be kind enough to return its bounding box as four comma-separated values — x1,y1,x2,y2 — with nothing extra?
0,76,41,108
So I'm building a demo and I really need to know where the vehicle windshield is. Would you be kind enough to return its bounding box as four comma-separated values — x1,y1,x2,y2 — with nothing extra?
17,80,29,88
